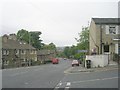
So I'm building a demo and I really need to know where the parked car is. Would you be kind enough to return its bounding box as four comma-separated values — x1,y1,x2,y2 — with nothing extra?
72,60,79,66
52,58,59,64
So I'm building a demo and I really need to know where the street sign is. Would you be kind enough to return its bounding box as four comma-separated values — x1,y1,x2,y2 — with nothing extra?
77,50,88,53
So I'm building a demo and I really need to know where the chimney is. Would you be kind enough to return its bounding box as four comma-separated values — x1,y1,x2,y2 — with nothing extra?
2,34,8,42
9,34,17,40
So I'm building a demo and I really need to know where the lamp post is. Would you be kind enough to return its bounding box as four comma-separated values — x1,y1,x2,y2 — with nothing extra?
29,32,31,66
100,24,103,54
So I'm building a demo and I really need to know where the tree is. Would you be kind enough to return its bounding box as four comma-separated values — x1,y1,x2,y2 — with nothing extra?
49,43,56,50
75,26,89,50
62,26,89,59
75,26,89,60
17,29,43,49
42,43,56,50
17,29,29,43
63,46,71,58
29,31,43,49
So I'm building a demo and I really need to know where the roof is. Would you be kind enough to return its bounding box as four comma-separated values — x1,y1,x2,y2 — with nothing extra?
37,50,55,55
2,39,36,50
92,18,120,25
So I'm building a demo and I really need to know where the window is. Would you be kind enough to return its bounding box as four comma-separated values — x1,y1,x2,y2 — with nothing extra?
21,50,26,54
109,26,116,34
4,60,9,65
3,50,9,55
15,49,19,55
106,25,118,34
30,50,34,54
104,45,109,52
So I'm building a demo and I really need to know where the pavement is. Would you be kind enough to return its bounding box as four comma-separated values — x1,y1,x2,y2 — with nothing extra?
57,61,118,88
64,61,119,74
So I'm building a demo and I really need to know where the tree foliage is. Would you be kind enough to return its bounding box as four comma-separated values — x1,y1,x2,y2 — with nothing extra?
62,26,89,60
17,29,43,49
76,26,89,50
42,43,56,50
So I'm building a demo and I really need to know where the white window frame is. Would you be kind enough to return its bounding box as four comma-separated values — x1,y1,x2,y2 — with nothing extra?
4,60,9,65
3,50,9,55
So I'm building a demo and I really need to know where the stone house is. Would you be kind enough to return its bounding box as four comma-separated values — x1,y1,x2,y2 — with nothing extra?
1,34,37,69
89,18,120,61
37,50,56,64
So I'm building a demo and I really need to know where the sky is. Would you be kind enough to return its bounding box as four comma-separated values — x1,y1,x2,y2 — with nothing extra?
0,0,119,47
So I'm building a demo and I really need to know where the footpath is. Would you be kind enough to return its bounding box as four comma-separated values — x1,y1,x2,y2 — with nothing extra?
64,61,119,74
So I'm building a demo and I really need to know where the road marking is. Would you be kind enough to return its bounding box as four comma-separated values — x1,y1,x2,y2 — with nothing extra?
58,83,62,86
24,82,29,85
10,71,28,77
71,77,118,84
64,67,74,74
54,82,62,90
62,82,71,90
66,82,71,86
64,87,70,90
54,86,60,89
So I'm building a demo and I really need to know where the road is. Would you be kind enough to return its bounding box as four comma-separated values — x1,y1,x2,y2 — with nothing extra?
2,59,72,88
2,59,118,89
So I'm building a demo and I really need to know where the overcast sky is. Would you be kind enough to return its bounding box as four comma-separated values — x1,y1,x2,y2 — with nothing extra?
0,0,119,47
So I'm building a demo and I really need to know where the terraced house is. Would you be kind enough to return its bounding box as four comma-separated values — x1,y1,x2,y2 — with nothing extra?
2,34,37,69
37,50,56,64
89,18,120,61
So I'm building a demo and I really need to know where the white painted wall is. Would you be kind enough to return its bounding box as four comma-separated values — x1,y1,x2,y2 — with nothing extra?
85,55,108,68
115,44,118,54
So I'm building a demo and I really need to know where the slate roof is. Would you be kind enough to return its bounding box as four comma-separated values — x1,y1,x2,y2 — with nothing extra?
2,39,36,50
92,18,120,25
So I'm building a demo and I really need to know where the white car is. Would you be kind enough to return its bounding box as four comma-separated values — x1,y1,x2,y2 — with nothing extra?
72,60,79,66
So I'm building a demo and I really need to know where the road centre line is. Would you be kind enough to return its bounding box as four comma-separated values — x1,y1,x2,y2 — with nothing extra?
10,71,28,77
59,76,118,85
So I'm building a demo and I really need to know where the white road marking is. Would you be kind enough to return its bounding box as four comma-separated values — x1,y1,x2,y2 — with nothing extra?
71,77,118,84
64,86,70,90
64,67,74,74
10,71,28,77
55,87,60,89
24,82,29,85
66,82,71,86
58,83,62,86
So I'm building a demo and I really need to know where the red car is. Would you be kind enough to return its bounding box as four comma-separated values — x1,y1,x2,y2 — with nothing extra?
52,58,59,64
